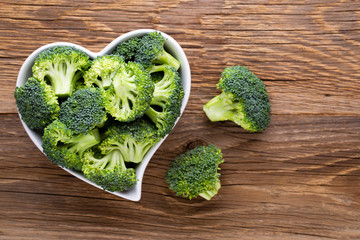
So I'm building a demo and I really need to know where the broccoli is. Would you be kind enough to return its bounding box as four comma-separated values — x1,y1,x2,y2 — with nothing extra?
112,36,141,62
42,120,101,171
59,87,107,135
14,77,60,130
32,46,91,97
82,148,138,192
165,145,224,200
100,119,160,164
103,61,154,122
83,55,124,89
144,64,184,137
135,31,180,70
203,66,271,132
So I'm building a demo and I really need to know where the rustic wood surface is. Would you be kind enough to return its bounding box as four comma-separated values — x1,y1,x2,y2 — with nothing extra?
1,0,360,239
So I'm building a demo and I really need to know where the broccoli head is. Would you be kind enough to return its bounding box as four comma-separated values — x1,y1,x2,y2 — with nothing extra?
59,87,107,135
144,64,184,137
165,145,224,200
135,31,180,70
100,119,161,164
203,66,271,132
14,77,60,130
42,120,101,171
103,61,154,122
32,46,90,97
112,37,141,62
84,55,124,89
82,148,138,192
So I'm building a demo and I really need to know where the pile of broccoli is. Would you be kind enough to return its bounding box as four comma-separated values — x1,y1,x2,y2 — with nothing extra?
16,30,271,201
15,31,184,192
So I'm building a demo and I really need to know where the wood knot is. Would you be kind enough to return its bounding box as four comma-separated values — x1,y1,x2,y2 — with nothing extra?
184,139,209,152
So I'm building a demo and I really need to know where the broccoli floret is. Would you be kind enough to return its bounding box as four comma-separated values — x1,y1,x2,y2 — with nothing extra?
112,37,141,62
144,64,184,137
135,32,180,70
82,148,137,192
165,145,224,200
83,55,124,89
42,120,101,171
103,61,154,122
100,119,160,164
59,87,107,135
203,66,271,132
14,77,60,130
32,46,91,97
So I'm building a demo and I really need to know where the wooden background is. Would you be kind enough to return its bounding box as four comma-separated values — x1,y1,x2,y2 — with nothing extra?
1,0,360,239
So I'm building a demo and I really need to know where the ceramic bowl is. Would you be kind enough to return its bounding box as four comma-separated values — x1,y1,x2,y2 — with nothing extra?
16,29,191,201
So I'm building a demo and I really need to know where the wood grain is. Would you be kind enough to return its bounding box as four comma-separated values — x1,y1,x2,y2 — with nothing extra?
1,0,360,239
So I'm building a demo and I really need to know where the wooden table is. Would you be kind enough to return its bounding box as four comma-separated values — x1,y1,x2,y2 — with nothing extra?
1,1,360,239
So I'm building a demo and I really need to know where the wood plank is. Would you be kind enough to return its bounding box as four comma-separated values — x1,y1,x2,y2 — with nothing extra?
1,113,360,239
1,0,360,114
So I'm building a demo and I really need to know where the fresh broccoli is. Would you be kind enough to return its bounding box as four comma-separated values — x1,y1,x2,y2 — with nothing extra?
112,37,141,62
103,61,154,122
32,46,91,97
100,119,160,164
203,66,271,132
14,77,60,130
82,148,138,192
165,145,224,200
59,87,107,135
83,55,124,89
144,64,184,137
42,120,101,171
135,31,180,70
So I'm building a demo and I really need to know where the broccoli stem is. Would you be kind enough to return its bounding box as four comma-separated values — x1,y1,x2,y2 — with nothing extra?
199,182,221,200
47,61,81,97
203,93,244,123
154,50,180,71
65,129,101,158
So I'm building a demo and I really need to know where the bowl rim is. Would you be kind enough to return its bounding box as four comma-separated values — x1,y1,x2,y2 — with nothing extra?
16,29,191,201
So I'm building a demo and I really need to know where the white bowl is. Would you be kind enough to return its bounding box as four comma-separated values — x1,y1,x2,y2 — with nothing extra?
16,29,191,201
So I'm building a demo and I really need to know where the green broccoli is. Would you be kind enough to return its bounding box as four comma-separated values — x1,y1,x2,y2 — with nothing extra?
144,64,184,137
165,145,224,200
82,147,138,192
103,61,154,122
14,77,60,130
135,31,180,70
100,119,160,164
203,66,271,132
112,37,141,62
83,55,124,89
59,87,107,135
32,46,91,97
42,120,101,171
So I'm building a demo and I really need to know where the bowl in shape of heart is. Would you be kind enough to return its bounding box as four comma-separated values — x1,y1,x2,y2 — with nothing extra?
16,29,191,201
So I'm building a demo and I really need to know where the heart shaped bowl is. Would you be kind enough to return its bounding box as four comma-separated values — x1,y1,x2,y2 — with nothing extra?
16,29,191,201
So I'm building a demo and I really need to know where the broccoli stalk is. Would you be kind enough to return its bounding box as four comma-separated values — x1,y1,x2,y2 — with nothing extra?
84,55,124,89
203,65,271,132
100,119,160,164
144,64,184,137
42,120,101,171
82,148,137,192
135,31,180,70
165,145,224,200
32,46,90,97
103,62,154,122
203,93,245,122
